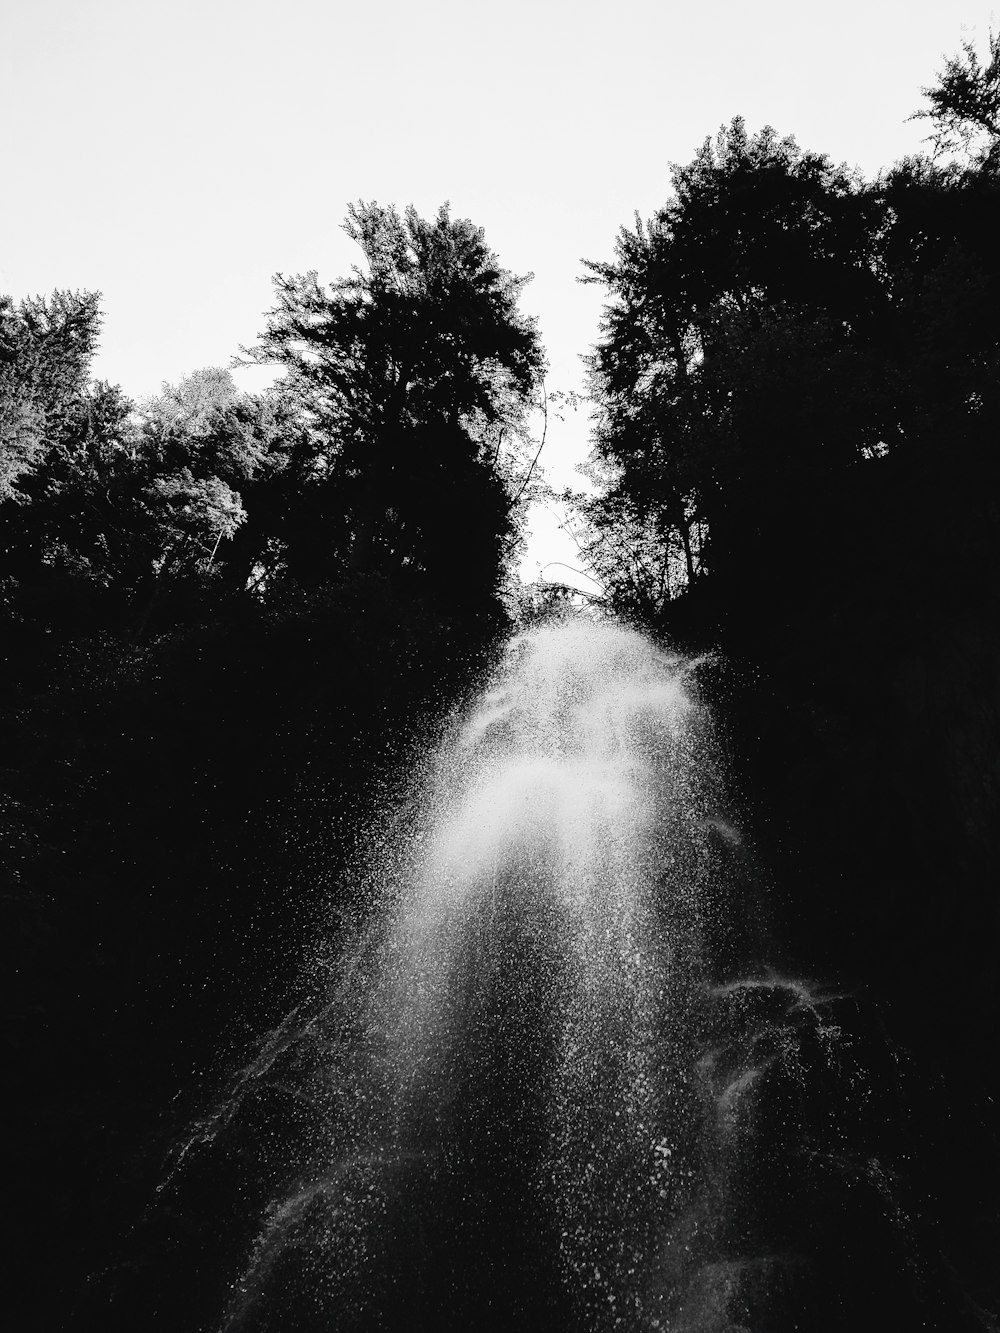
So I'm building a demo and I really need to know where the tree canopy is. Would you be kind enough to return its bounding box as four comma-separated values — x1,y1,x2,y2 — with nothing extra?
1,203,545,636
576,99,1000,617
242,201,544,607
911,28,1000,170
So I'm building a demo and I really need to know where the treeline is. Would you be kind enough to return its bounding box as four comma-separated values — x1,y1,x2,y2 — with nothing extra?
2,202,544,635
575,35,1000,621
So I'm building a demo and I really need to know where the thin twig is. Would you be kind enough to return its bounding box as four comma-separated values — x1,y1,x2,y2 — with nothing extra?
510,381,548,506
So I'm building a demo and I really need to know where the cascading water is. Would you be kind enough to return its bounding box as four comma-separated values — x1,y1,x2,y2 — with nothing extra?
153,617,930,1332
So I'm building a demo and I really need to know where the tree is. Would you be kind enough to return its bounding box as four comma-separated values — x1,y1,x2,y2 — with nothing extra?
581,60,1000,629
0,332,306,633
566,479,695,620
243,201,544,604
0,291,145,623
911,29,1000,172
580,119,882,600
0,376,44,504
0,291,103,502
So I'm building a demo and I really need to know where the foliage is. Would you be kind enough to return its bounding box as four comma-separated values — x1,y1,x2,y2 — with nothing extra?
579,119,882,595
242,201,545,606
0,290,103,501
911,28,1000,170
568,480,702,620
2,203,543,637
579,110,1000,615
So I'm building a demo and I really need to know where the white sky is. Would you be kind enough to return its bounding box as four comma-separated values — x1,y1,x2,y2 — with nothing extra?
2,0,996,589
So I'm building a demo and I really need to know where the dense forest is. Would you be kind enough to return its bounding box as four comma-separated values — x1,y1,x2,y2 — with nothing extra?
2,32,998,1331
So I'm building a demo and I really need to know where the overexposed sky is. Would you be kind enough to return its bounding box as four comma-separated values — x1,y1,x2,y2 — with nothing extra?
2,0,996,586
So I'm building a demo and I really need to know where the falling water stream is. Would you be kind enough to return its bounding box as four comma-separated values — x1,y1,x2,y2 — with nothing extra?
157,618,932,1332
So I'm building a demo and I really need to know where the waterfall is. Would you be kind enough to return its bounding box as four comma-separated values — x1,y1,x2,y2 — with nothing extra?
156,618,925,1332
376,618,715,1329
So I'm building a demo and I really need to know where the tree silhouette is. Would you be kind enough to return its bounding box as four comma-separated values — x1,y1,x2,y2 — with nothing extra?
911,28,1000,170
581,118,882,597
243,201,544,606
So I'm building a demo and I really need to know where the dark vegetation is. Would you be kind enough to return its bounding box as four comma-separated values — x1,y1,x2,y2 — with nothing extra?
575,30,1000,1327
2,33,998,1331
2,204,543,1329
